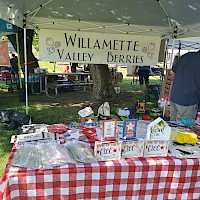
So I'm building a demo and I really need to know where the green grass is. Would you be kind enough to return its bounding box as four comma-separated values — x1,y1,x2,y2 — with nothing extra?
0,66,160,176
0,124,14,174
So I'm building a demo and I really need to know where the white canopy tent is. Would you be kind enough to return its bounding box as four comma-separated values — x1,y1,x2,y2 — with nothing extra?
168,39,200,51
1,0,200,38
1,0,200,114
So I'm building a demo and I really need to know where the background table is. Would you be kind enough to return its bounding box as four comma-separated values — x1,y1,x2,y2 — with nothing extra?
32,72,92,98
0,144,200,200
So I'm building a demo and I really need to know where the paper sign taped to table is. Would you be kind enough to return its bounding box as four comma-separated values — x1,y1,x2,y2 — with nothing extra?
168,141,200,158
94,141,122,161
16,139,61,146
11,132,59,143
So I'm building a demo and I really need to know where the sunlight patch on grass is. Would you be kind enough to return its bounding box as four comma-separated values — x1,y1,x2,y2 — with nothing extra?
65,102,89,108
30,104,55,110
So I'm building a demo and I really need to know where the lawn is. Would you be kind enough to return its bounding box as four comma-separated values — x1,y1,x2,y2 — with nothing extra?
0,65,160,176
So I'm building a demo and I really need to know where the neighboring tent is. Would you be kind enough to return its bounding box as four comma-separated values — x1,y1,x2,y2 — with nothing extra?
166,38,200,68
0,18,22,90
0,18,17,37
0,19,17,66
168,39,200,51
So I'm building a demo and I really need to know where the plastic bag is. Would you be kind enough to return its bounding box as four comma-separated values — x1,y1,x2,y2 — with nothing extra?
78,107,94,118
64,140,96,163
11,142,77,169
97,102,111,120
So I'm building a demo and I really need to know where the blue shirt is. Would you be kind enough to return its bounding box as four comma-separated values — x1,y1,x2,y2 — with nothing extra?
170,51,200,106
138,66,150,71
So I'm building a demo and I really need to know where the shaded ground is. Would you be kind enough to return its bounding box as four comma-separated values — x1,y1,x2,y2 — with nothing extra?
1,80,158,111
28,83,157,115
0,79,159,122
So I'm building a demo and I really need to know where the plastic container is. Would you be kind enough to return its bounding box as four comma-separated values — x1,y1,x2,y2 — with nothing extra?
182,118,195,127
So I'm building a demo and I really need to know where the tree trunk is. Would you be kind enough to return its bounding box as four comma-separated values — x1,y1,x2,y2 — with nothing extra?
8,29,39,75
89,64,116,101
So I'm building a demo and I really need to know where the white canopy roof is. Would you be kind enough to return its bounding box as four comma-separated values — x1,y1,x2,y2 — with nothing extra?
1,0,200,39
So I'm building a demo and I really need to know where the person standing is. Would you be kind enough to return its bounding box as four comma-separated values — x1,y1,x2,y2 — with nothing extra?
10,53,19,80
170,51,200,121
70,62,78,73
135,66,151,92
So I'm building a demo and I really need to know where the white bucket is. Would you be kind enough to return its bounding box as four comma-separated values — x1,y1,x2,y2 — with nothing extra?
114,87,120,94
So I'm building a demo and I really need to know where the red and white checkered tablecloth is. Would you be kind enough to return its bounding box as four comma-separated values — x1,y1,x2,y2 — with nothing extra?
0,145,200,200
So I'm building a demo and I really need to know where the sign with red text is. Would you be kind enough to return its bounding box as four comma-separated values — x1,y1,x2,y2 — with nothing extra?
144,140,169,157
94,141,122,161
121,139,144,158
39,29,161,65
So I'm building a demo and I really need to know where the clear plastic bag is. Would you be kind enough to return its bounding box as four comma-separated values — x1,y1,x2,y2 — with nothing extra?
11,142,78,169
64,140,96,163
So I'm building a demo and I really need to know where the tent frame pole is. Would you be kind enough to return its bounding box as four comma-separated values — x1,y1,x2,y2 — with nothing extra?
16,32,22,89
26,0,53,17
24,27,28,114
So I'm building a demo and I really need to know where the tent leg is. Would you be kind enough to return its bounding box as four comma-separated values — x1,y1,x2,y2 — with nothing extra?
16,32,22,89
24,28,28,114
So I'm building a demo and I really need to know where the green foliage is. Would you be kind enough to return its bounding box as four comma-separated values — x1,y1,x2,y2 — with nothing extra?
0,124,14,176
32,29,39,52
158,120,166,127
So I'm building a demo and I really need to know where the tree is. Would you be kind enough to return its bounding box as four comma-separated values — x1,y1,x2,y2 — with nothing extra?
89,64,116,101
8,28,39,75
32,29,39,52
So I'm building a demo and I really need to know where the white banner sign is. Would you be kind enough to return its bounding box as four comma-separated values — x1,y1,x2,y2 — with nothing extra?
39,29,161,65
